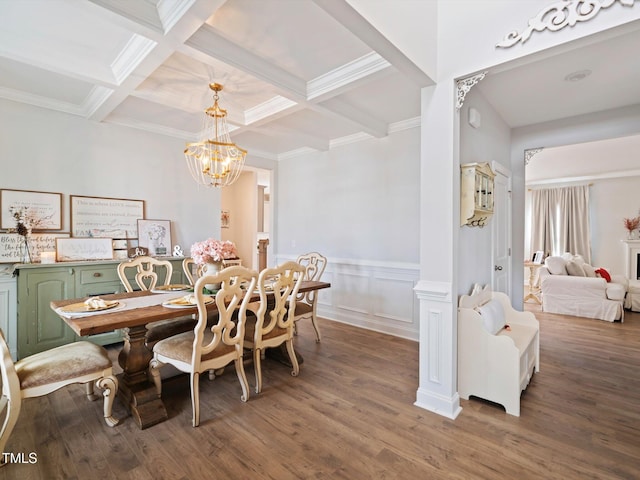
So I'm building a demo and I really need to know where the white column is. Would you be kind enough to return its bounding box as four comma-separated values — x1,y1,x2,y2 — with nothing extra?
414,81,461,419
414,281,461,419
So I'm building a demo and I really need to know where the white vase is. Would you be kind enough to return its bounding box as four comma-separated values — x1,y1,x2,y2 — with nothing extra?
203,261,223,291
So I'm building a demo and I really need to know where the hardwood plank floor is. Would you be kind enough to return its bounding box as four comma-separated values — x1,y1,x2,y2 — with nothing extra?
1,307,639,479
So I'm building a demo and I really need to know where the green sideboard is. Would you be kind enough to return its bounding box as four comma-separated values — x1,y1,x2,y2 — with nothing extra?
15,257,186,359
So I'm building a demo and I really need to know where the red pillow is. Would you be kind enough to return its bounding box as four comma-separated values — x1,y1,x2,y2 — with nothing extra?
595,268,611,282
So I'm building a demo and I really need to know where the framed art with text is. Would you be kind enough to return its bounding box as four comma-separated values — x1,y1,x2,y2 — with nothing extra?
1,189,62,230
70,195,144,238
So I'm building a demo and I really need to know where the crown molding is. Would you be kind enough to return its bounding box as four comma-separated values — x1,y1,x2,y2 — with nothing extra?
111,34,157,84
307,52,390,100
388,116,421,133
0,86,86,116
82,86,115,117
157,0,196,33
244,95,298,125
105,115,194,139
527,168,640,186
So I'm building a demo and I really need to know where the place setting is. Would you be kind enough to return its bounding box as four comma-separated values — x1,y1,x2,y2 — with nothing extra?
56,296,125,317
162,293,214,309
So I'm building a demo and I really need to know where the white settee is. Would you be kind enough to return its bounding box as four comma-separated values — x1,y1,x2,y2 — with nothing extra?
538,254,627,322
458,284,539,416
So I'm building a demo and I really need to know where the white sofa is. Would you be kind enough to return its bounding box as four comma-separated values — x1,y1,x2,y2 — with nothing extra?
538,254,627,322
458,284,539,416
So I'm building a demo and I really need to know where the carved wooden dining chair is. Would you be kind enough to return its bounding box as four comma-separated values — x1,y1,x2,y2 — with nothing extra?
118,256,195,351
117,255,173,292
182,257,205,286
292,252,327,342
0,330,118,463
245,261,305,394
149,266,258,427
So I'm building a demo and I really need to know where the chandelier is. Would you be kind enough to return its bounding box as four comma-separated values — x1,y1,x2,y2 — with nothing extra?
185,83,247,187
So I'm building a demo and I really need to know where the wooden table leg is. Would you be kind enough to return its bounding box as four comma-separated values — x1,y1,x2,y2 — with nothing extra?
117,325,168,429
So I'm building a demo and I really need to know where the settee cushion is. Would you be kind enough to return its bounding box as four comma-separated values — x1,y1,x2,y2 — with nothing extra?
566,261,585,276
545,256,567,275
476,299,506,335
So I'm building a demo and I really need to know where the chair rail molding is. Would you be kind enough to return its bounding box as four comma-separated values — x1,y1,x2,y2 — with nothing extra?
413,279,461,420
496,0,636,49
275,254,420,340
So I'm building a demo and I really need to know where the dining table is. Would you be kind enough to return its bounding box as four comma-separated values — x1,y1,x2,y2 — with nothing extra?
50,280,331,429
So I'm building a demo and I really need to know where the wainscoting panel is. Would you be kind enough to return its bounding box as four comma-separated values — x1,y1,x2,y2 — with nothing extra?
276,255,420,341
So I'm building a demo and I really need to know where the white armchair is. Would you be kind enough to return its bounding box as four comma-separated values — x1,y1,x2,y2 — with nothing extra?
539,254,627,322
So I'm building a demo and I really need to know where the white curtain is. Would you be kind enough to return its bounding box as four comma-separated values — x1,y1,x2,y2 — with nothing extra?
530,185,591,263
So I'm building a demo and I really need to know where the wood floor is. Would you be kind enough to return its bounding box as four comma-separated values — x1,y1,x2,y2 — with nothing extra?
2,306,639,479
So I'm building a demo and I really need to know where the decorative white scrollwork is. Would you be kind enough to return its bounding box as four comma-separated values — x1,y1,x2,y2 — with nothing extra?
456,72,487,110
524,147,544,165
496,0,636,48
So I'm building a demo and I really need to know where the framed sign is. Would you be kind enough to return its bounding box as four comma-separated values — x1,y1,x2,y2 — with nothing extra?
70,195,144,238
137,219,171,256
1,189,62,230
0,233,70,263
56,238,114,262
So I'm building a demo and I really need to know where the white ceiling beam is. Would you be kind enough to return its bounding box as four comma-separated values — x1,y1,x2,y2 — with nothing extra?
316,98,387,138
183,24,391,137
86,0,225,122
312,0,434,88
184,24,308,100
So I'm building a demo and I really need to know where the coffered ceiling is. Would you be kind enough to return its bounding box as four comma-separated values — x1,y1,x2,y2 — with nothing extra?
0,0,429,160
0,0,639,162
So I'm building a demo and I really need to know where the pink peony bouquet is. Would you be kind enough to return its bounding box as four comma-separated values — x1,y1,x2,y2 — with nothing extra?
190,238,237,264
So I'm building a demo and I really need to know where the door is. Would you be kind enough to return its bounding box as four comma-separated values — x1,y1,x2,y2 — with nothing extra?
18,269,76,358
492,164,512,295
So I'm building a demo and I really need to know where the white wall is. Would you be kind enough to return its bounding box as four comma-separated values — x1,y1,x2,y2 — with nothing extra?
275,127,421,339
0,99,222,252
458,87,511,295
276,127,420,262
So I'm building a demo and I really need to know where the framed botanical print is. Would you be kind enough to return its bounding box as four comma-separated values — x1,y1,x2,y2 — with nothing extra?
137,219,171,256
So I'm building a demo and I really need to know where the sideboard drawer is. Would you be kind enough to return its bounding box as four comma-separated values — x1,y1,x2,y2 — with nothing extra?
79,268,121,285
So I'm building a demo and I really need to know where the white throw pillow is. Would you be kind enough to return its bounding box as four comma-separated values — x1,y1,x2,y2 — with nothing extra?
476,299,506,335
572,255,586,265
545,256,567,275
582,263,597,277
566,261,586,276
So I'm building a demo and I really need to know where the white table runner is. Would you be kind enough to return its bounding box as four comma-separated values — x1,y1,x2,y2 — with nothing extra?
56,292,188,318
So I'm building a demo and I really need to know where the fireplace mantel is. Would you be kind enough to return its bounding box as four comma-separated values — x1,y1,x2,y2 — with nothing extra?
622,240,640,279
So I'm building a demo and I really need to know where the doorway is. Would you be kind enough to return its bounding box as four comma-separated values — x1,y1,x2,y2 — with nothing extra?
220,167,272,270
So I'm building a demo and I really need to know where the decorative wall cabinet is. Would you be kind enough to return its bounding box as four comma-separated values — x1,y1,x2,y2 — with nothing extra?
15,258,186,358
460,162,495,227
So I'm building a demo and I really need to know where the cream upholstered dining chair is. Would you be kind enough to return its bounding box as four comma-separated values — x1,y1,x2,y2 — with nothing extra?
245,261,305,394
149,266,258,427
0,330,118,461
292,252,327,342
117,255,173,292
